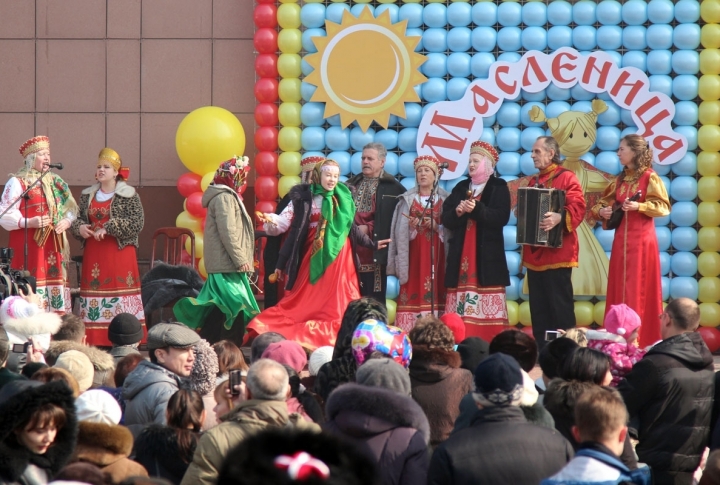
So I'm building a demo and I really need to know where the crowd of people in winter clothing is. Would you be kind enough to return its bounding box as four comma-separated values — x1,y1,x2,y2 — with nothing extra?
0,290,717,485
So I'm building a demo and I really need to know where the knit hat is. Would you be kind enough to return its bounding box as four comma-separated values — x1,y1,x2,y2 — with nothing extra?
351,319,412,369
355,358,411,396
457,337,490,374
473,353,524,407
190,339,220,396
604,303,642,337
54,350,94,392
107,313,144,346
489,329,538,373
262,340,308,374
440,313,466,344
147,322,199,350
308,346,333,376
75,389,122,425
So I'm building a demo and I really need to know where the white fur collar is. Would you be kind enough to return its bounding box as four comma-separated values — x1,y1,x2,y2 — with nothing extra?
82,181,136,198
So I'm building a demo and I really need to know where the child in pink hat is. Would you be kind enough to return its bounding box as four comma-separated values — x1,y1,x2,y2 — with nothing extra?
587,303,647,386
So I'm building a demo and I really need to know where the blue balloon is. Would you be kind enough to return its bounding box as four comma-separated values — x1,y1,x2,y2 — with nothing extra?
594,226,615,252
652,162,672,177
547,1,573,25
595,126,620,151
375,4,398,23
655,226,672,251
301,58,314,76
670,276,698,300
661,277,670,301
386,275,399,300
645,24,674,50
670,202,698,228
387,115,398,127
672,50,700,75
672,227,699,252
472,2,497,27
302,28,325,53
572,25,597,50
300,4,325,28
325,3,350,24
622,51,647,71
421,53,447,78
471,27,497,53
671,152,697,176
471,52,495,78
622,0,648,25
570,86,595,101
673,75,699,101
660,175,672,196
498,52,521,65
597,101,621,126
399,3,423,28
497,27,522,52
422,78,447,103
597,0,622,24
325,126,350,151
447,52,471,78
597,26,622,50
301,82,317,102
520,152,538,176
507,201,517,225
480,128,496,147
648,0,675,23
384,152,398,177
447,78,470,101
623,26,647,50
300,102,325,127
374,129,398,151
423,3,447,28
670,176,698,201
522,26,548,51
350,152,362,174
497,2,522,26
445,177,464,193
646,49,673,74
573,1,596,25
398,152,417,178
497,103,521,127
397,128,417,152
503,226,519,250
497,152,521,176
505,275,521,301
326,152,350,175
620,109,636,128
671,252,698,277
406,28,423,52
659,252,671,276
423,28,447,53
674,24,701,49
676,126,698,151
350,127,375,151
521,127,546,151
447,2,472,27
301,127,325,151
496,127,521,152
522,2,547,26
546,101,572,118
673,101,699,126
400,177,416,191
675,0,700,23
523,90,546,102
506,251,521,274
447,27,472,52
520,103,545,126
350,4,373,18
649,75,673,97
399,103,422,128
548,26,573,50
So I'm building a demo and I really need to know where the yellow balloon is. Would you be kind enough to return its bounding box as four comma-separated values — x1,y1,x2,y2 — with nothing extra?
701,50,720,75
698,202,720,227
699,75,720,102
699,227,720,251
278,175,301,197
507,300,519,326
278,53,302,78
699,251,720,277
698,176,720,202
277,3,301,29
186,232,204,258
278,29,302,54
278,152,301,176
198,257,208,279
702,24,720,49
574,301,594,327
175,106,246,176
519,301,532,326
594,301,607,327
699,102,720,126
385,299,397,325
699,302,720,327
701,0,720,23
176,211,201,234
278,78,302,103
699,125,720,151
278,127,302,152
278,102,302,127
698,152,720,177
699,277,720,303
200,171,215,192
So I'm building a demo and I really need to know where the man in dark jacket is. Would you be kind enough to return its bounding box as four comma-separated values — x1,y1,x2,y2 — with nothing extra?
346,142,405,302
428,353,573,485
618,297,714,485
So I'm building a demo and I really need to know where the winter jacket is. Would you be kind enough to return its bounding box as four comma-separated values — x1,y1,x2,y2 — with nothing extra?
541,443,651,485
0,381,78,484
45,340,116,388
71,181,144,250
202,184,254,274
408,346,473,448
387,186,449,285
586,330,646,387
428,405,573,485
134,424,199,484
180,399,320,485
314,354,357,403
122,360,186,433
72,421,148,484
323,383,430,485
442,176,510,288
454,393,556,433
618,331,715,485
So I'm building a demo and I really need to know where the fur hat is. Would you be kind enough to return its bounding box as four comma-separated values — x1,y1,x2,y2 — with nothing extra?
0,296,62,352
262,341,307,374
457,337,490,374
190,339,220,396
604,303,642,337
473,353,524,407
351,319,412,369
489,329,538,373
355,358,411,396
107,313,143,346
75,389,122,425
308,346,333,376
54,350,94,392
439,313,465,344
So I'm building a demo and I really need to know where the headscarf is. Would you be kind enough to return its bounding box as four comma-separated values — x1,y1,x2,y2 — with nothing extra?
213,156,250,194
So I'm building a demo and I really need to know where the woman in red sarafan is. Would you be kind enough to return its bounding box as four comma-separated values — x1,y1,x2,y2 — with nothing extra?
593,134,670,347
71,148,145,346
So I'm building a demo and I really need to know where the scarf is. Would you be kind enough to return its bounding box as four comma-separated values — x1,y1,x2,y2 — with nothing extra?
308,183,355,284
470,157,494,185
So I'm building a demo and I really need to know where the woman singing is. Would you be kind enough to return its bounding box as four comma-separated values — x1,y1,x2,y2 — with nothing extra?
247,159,389,350
387,155,448,332
0,136,77,313
442,141,511,342
71,148,145,346
593,134,670,347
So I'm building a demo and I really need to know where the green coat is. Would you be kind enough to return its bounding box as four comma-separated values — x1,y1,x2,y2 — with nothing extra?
202,185,254,274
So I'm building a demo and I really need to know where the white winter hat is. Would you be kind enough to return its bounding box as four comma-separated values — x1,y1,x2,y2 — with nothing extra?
308,346,334,376
75,389,122,425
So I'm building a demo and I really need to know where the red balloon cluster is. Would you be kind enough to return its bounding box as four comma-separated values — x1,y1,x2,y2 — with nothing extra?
698,327,720,353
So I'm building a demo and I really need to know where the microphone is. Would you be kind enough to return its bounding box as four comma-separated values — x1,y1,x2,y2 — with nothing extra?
437,162,450,169
48,163,63,170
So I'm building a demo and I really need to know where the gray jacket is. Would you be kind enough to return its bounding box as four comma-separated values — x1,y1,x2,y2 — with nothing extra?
122,360,185,433
202,184,254,274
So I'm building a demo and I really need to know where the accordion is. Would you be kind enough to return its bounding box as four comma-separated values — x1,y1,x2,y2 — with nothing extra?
516,187,565,248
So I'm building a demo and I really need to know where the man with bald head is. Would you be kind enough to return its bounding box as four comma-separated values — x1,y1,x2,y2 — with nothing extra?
618,298,714,485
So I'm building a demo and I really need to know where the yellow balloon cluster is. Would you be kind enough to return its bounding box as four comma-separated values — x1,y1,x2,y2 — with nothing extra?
385,299,397,325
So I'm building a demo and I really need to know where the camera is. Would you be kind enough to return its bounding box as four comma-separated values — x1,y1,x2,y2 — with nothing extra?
545,330,561,341
11,342,31,353
0,248,36,302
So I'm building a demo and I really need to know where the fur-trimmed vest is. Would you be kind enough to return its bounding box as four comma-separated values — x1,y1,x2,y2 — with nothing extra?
45,340,116,388
71,181,144,250
73,421,148,484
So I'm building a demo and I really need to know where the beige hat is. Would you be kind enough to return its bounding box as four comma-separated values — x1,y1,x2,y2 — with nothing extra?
55,350,94,392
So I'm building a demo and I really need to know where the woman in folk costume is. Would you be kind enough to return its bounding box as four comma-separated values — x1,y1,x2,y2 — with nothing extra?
247,159,389,350
71,148,145,346
442,141,511,342
387,155,449,332
592,134,670,347
174,157,260,344
0,136,78,313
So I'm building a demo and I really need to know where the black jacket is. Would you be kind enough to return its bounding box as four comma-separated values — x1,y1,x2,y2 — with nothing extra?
323,383,430,485
618,332,714,485
346,171,406,266
442,176,510,288
134,424,199,484
428,405,573,485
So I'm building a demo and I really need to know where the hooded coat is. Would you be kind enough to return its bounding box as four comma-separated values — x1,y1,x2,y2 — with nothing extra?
202,184,254,274
323,383,430,485
122,360,186,433
45,340,116,388
618,331,715,485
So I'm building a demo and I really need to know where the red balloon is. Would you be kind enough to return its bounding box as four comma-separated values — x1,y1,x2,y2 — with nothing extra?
254,28,278,54
253,4,277,28
180,249,193,265
255,54,278,78
698,327,720,353
255,126,278,152
186,192,206,218
256,0,275,5
520,326,535,340
254,78,278,103
255,200,277,215
255,151,279,176
255,103,278,127
176,173,202,198
255,175,279,201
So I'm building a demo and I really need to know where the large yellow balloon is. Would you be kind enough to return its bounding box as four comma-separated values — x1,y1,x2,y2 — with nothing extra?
278,29,302,54
186,232,204,258
200,171,215,192
699,227,720,251
699,75,720,102
507,300,519,326
278,152,301,176
519,301,532,326
702,24,720,49
176,211,201,234
594,301,607,327
278,102,302,127
699,251,720,277
699,302,720,327
699,125,720,151
278,54,302,78
278,175,301,197
701,0,720,23
699,277,720,303
698,152,720,177
385,299,397,325
278,127,302,152
198,257,208,279
176,106,245,176
701,50,720,75
279,78,302,103
277,3,301,29
698,176,720,202
574,301,595,327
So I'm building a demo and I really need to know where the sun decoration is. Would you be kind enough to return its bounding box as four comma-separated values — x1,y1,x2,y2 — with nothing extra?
305,7,427,132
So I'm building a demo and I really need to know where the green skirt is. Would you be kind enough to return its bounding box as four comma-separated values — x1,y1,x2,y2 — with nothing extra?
174,272,260,331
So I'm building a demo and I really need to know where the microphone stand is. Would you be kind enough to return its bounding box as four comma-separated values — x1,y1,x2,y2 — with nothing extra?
416,168,443,317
